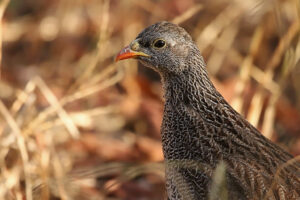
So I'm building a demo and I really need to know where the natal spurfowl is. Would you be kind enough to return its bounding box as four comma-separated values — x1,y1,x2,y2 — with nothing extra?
116,22,300,200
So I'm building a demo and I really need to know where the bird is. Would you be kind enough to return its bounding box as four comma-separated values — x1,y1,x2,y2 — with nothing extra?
115,21,300,200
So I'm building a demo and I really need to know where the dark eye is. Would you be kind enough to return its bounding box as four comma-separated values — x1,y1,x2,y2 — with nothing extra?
153,39,166,48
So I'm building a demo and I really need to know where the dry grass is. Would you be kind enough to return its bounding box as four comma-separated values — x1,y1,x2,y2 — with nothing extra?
0,0,299,199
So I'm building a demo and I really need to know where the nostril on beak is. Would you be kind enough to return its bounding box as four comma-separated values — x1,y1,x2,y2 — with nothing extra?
130,40,140,51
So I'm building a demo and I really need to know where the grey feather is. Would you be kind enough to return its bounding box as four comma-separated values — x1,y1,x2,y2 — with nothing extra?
129,21,300,200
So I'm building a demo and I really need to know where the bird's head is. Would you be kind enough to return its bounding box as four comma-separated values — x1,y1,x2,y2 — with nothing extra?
116,21,198,74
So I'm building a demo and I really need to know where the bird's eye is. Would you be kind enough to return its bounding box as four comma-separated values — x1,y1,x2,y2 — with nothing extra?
153,39,166,48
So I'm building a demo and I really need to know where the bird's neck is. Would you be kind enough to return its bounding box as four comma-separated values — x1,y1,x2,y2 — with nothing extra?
162,55,223,110
160,54,234,163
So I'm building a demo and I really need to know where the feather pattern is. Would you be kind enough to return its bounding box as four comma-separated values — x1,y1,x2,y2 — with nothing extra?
121,21,300,200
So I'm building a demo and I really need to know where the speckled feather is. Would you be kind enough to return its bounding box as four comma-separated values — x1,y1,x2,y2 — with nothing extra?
131,22,300,200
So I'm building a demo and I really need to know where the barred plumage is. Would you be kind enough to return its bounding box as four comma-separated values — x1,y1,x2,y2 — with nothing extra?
116,21,300,200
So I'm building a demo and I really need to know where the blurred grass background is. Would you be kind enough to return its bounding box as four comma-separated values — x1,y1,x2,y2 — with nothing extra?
0,0,299,199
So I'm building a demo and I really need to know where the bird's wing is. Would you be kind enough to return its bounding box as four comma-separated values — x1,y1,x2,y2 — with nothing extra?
225,157,300,200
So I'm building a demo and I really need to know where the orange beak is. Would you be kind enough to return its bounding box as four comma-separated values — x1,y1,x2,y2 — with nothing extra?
115,46,149,62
